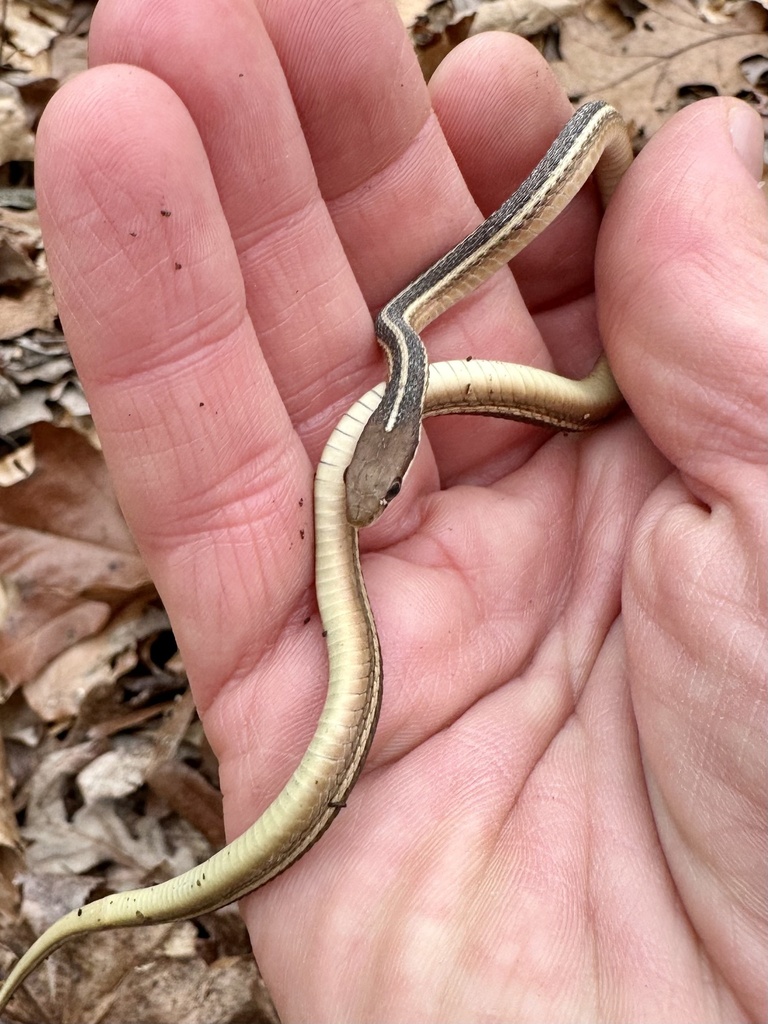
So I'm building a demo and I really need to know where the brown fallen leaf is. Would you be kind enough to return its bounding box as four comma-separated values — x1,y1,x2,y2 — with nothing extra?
0,736,23,925
0,82,35,165
0,283,57,346
0,202,56,344
551,0,768,137
0,424,152,696
23,601,169,722
0,238,37,288
398,0,478,78
0,446,35,489
0,871,277,1024
146,758,226,849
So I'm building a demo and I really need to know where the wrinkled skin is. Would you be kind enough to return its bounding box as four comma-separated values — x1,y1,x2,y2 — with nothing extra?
35,0,766,1020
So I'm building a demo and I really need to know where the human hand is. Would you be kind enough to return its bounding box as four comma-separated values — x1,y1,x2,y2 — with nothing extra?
35,0,766,1020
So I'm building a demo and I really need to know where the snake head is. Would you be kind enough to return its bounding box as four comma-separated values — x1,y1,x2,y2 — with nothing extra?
344,413,421,528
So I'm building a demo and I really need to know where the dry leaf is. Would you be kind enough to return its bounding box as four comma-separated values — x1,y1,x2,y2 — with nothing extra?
0,737,23,925
0,82,35,165
551,0,768,134
0,329,95,444
0,282,57,343
23,602,169,721
17,871,105,941
399,0,478,77
0,445,35,488
3,1,68,60
472,0,582,36
0,424,152,695
0,918,275,1024
49,34,88,84
0,203,57,348
0,239,37,287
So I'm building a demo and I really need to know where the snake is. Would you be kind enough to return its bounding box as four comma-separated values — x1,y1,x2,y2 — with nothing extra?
344,100,631,527
0,101,631,1014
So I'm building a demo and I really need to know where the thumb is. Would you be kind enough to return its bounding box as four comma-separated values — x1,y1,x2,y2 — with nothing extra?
599,97,766,488
600,101,766,1018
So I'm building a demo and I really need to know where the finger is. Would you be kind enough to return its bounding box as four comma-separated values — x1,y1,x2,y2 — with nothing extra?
260,11,570,524
89,0,588,501
604,98,767,1011
35,68,310,716
430,32,607,327
87,0,373,456
90,0,528,454
264,10,616,522
262,7,573,375
601,97,766,486
259,0,553,487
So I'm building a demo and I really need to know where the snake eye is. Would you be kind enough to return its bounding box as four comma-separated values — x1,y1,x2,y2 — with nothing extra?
384,478,402,503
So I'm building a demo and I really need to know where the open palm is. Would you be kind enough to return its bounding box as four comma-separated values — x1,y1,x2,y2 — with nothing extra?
35,0,766,1020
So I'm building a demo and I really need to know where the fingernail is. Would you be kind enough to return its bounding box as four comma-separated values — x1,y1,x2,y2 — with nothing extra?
727,103,764,182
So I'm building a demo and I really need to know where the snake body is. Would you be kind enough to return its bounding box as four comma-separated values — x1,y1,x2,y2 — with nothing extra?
344,100,631,527
0,103,631,1014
